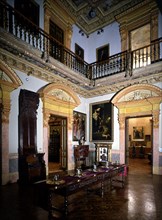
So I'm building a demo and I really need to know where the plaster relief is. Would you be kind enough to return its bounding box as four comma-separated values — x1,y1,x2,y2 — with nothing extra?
48,89,75,102
119,89,157,102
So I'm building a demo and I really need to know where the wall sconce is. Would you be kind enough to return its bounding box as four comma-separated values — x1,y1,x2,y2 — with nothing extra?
97,28,104,35
79,29,88,37
79,29,84,36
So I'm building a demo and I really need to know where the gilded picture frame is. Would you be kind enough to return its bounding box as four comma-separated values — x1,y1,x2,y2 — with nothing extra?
90,101,114,142
133,126,144,141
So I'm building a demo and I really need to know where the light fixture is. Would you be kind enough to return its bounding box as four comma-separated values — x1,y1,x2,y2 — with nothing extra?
97,28,104,35
79,29,86,37
89,8,96,18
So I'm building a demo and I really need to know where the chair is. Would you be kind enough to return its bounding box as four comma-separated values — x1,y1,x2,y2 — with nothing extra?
139,146,145,158
132,146,136,158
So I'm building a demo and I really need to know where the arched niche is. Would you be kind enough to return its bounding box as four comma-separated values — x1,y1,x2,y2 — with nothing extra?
112,83,162,175
0,59,22,185
38,83,81,171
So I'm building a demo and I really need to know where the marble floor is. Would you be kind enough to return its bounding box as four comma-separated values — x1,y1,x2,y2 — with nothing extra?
0,158,162,220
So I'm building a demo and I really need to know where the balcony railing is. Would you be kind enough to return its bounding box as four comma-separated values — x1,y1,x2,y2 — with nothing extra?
0,1,162,81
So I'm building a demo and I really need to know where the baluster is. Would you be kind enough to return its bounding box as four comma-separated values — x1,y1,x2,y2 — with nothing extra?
14,19,18,37
31,33,34,47
24,27,27,42
19,25,22,39
8,7,13,34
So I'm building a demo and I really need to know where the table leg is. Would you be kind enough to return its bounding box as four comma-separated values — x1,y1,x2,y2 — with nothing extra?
64,195,68,215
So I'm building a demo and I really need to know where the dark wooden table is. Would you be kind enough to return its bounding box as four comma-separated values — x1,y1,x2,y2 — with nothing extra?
47,164,127,217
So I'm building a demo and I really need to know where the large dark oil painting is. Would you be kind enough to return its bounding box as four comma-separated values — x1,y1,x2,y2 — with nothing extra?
90,101,113,142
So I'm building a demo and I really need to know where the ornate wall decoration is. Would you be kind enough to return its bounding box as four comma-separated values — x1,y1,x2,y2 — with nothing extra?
48,89,75,102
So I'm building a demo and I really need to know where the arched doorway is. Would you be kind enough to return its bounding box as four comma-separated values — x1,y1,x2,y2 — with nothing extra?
0,59,22,185
38,83,80,174
48,115,67,173
112,83,162,175
126,116,153,174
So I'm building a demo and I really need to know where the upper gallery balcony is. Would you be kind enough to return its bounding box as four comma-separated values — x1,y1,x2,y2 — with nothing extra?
0,1,162,97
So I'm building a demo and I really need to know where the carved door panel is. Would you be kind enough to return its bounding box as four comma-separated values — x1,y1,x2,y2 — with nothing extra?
18,89,46,183
19,89,39,155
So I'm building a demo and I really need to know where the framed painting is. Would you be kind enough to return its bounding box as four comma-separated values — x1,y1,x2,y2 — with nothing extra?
73,111,86,141
90,101,114,142
96,44,109,62
75,43,84,60
133,126,144,141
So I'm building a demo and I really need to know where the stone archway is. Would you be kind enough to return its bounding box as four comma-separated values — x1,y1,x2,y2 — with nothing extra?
38,83,80,172
0,59,22,185
112,83,162,175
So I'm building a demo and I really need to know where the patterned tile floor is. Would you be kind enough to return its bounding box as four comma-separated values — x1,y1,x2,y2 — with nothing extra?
0,158,162,220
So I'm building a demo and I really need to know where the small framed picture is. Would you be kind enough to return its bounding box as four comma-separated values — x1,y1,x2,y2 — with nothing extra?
96,44,109,62
75,43,84,60
133,126,144,141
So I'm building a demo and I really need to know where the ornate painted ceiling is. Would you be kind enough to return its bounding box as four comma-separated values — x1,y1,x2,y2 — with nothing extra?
56,0,145,35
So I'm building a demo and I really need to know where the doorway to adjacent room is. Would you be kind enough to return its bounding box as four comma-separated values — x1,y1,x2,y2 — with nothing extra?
48,115,67,173
126,116,153,175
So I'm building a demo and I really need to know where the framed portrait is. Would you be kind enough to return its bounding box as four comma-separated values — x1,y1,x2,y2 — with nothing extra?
75,43,84,60
90,101,114,142
73,111,86,141
96,44,109,62
133,126,144,141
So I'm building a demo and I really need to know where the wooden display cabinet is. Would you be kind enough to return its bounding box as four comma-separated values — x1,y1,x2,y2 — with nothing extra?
74,145,89,169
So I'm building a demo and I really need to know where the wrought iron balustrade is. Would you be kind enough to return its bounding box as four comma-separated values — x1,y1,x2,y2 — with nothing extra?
0,1,162,81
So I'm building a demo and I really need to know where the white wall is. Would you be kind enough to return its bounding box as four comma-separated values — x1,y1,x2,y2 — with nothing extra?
158,11,162,38
71,22,121,63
